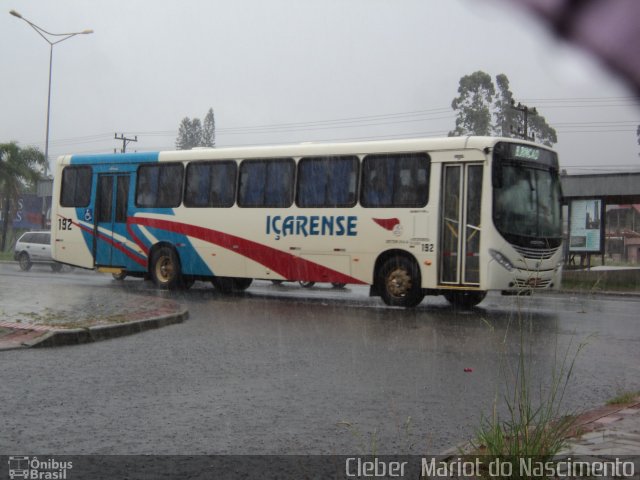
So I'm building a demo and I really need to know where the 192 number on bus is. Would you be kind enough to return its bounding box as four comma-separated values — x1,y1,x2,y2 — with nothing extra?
422,243,434,252
58,218,73,231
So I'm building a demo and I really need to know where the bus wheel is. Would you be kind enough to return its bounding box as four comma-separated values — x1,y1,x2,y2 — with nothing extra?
150,246,182,290
377,256,424,308
331,282,346,289
443,291,487,308
51,262,63,273
112,270,127,280
212,277,252,293
299,281,315,288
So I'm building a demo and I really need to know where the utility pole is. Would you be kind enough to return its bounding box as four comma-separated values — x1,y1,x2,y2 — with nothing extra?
510,100,537,141
114,133,137,153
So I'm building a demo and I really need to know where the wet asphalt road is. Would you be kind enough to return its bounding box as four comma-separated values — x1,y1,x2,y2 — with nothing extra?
1,264,639,454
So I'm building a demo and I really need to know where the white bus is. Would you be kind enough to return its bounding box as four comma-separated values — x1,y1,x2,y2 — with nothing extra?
51,136,563,308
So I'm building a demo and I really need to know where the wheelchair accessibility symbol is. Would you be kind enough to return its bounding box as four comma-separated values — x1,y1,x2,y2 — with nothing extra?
84,208,93,222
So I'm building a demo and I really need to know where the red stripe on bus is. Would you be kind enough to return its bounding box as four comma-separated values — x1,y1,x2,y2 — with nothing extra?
69,218,147,267
127,223,150,256
128,216,366,284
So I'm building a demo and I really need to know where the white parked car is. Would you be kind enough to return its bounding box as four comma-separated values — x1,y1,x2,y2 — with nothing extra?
13,231,63,272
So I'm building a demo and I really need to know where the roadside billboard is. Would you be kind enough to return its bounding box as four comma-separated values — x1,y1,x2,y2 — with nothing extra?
569,198,604,253
0,194,51,230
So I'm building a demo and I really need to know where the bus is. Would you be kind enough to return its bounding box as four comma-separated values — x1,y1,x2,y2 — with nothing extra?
51,136,563,308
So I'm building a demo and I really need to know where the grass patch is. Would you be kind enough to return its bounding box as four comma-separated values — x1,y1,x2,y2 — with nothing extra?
606,390,640,406
0,251,15,262
561,270,640,292
471,300,590,467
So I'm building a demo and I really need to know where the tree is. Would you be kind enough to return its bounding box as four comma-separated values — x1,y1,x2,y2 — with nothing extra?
176,117,200,150
493,74,518,137
449,71,495,137
202,108,216,148
494,73,557,146
449,71,558,146
175,108,216,150
525,112,557,147
0,142,45,250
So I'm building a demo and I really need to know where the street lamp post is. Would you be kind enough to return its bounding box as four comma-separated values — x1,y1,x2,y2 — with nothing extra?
10,9,92,227
10,9,92,175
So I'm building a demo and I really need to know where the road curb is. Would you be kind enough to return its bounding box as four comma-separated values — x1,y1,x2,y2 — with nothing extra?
0,309,189,350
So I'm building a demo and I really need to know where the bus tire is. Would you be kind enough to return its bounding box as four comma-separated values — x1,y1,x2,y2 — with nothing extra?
51,262,63,273
150,246,182,290
112,270,127,280
331,282,346,289
212,277,252,293
299,281,315,288
443,291,486,308
377,256,424,308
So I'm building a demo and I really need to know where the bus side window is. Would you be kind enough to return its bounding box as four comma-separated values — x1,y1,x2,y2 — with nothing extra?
297,156,358,208
185,161,237,208
60,166,92,207
136,164,183,208
238,159,294,208
361,153,429,208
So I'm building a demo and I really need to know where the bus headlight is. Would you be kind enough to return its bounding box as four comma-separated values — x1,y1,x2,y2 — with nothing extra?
489,249,515,272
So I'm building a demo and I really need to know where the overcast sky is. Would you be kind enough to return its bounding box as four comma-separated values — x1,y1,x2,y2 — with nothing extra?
2,0,639,174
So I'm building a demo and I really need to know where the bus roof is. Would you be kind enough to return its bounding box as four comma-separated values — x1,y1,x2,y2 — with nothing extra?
58,136,553,165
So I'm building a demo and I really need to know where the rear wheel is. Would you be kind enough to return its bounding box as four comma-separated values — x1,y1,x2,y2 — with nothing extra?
212,277,252,293
150,246,182,290
18,253,32,271
299,281,315,288
331,282,346,289
443,291,487,308
51,262,63,273
112,270,127,280
377,256,424,308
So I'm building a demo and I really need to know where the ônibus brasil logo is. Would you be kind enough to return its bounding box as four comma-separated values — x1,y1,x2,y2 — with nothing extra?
8,457,73,480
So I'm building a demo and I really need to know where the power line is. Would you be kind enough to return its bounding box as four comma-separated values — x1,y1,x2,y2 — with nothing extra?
16,95,640,153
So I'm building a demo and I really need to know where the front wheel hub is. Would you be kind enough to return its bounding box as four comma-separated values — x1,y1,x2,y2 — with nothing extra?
386,268,412,297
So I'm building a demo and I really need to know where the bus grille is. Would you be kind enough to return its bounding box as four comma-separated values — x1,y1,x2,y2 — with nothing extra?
514,277,552,289
512,245,559,260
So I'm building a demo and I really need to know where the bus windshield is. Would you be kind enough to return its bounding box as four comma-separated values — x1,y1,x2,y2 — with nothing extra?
492,143,562,247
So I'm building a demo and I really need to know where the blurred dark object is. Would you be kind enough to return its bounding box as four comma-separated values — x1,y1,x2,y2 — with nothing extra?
512,0,640,94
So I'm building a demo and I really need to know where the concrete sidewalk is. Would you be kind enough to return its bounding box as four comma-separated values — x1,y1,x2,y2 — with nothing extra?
0,268,188,351
560,398,640,456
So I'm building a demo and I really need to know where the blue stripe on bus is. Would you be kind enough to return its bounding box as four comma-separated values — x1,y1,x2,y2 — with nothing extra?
70,151,160,165
66,152,214,276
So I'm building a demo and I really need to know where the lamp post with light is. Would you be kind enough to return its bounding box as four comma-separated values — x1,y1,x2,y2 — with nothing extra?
9,9,92,227
9,9,93,177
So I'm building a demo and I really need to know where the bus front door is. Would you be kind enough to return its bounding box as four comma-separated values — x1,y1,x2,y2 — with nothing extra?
95,174,131,267
439,163,483,286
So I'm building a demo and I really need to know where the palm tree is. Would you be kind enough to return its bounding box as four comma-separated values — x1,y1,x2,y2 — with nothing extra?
0,142,45,251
